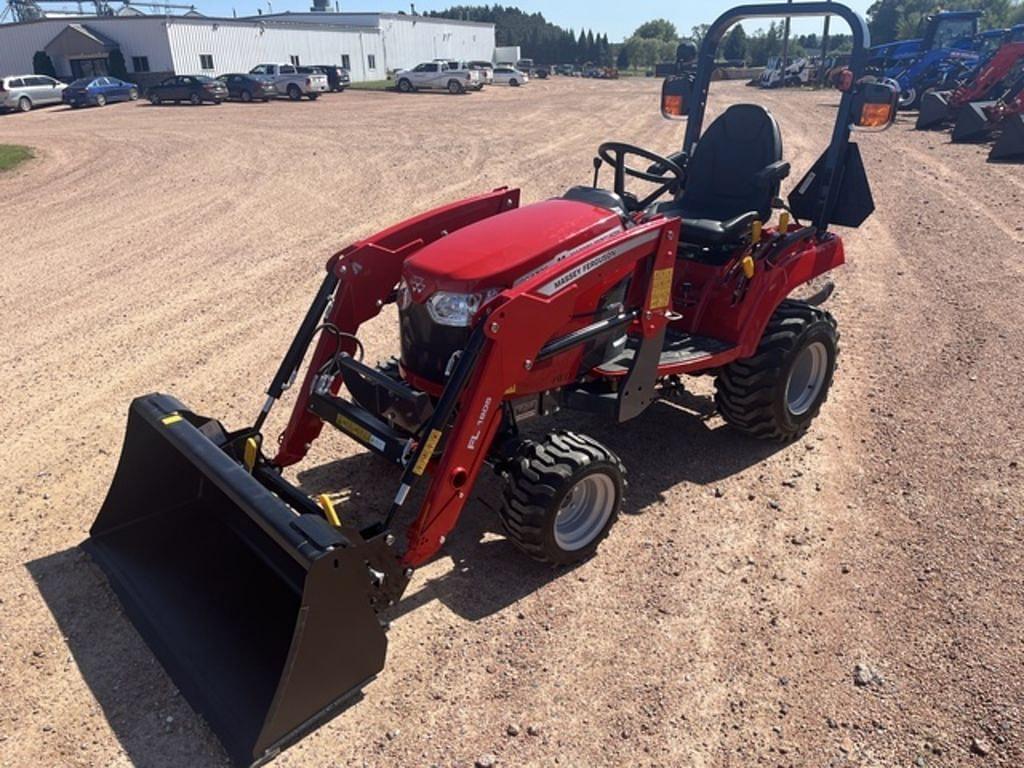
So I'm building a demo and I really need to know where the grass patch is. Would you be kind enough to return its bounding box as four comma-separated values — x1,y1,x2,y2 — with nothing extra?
0,144,33,172
349,80,393,92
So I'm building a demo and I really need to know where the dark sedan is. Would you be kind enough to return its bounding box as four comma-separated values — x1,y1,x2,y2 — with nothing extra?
147,75,227,105
63,76,140,108
217,73,277,102
304,65,351,92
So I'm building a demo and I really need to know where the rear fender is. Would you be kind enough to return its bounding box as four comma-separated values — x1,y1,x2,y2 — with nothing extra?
691,233,844,358
274,188,520,466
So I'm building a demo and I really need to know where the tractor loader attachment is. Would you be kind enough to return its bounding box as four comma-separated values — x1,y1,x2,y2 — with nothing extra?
990,113,1024,160
952,100,1000,141
86,393,407,767
916,89,955,129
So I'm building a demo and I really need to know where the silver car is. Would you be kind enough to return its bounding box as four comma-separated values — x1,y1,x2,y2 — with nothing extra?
1,74,67,113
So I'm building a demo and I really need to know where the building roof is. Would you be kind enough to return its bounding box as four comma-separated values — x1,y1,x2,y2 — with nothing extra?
242,11,495,30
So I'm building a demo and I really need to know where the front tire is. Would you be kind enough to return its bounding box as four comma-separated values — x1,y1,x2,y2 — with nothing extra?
240,89,252,103
128,87,139,101
500,432,626,565
96,94,106,107
189,93,201,106
18,97,31,112
397,78,413,93
898,87,919,110
149,93,161,105
715,300,839,442
509,79,519,87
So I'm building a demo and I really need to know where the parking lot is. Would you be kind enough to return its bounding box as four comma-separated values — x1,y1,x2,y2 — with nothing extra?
2,76,1023,766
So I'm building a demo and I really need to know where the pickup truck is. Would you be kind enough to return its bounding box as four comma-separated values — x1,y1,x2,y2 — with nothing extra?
394,61,481,94
248,63,328,100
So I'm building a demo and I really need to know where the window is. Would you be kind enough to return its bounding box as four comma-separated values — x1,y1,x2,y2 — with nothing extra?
341,54,351,69
289,55,300,66
9,78,24,88
199,54,214,70
281,64,296,74
132,56,150,72
367,54,377,70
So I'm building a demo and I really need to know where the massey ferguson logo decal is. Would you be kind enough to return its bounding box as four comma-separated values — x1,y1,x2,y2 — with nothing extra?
409,275,427,295
466,396,493,451
537,230,660,297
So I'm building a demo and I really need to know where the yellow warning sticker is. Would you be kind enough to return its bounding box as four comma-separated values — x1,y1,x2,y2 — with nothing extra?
413,429,443,476
649,267,674,310
161,414,183,426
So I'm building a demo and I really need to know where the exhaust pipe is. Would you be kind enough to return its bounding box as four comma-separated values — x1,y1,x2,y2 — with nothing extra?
85,394,402,766
951,101,997,143
990,114,1024,162
916,90,952,130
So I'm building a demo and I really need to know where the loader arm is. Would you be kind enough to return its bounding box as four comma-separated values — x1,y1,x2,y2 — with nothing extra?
274,188,520,466
951,42,1024,107
399,217,680,566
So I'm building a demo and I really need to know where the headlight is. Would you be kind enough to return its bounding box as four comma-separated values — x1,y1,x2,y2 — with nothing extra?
426,291,482,327
396,278,412,310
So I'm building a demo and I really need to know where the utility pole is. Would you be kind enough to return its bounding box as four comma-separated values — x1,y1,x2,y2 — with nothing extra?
781,0,792,86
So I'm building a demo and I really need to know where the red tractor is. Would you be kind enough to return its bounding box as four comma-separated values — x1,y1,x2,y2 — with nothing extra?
916,34,1024,130
948,69,1024,159
84,3,897,766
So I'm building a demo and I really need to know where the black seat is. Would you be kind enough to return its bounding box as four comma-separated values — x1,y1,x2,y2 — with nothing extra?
655,104,790,247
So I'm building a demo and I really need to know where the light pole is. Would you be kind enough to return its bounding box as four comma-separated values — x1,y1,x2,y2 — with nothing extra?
781,0,792,87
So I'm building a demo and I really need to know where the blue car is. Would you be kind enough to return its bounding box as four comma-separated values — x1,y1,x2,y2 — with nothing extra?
62,76,140,108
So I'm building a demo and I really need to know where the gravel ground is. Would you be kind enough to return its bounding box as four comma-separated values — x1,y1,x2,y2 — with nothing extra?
0,77,1022,768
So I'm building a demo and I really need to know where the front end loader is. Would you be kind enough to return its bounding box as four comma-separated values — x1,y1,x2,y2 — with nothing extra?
916,34,1024,130
84,3,898,765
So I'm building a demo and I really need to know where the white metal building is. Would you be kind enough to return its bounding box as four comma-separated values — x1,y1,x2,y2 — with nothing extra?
0,12,494,85
252,12,497,71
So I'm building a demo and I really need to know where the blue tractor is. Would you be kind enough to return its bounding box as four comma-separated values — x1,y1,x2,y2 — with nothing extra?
870,10,984,109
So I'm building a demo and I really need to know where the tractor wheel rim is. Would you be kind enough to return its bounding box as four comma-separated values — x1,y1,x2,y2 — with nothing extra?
786,341,828,416
554,473,615,551
899,87,916,109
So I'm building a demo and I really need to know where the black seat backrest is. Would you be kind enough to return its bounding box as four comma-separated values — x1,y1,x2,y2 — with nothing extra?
679,104,783,221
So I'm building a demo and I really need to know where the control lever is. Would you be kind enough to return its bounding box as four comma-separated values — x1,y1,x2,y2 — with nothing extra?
592,156,602,188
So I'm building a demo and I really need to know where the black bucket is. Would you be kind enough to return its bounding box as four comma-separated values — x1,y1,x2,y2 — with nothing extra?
916,90,951,130
952,101,997,143
85,394,390,766
990,114,1024,162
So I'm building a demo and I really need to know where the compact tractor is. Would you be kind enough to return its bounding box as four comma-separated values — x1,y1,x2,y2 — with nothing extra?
950,70,1024,159
85,3,898,766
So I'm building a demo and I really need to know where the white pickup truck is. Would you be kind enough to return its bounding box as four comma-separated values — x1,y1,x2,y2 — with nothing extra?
249,63,329,100
394,61,481,94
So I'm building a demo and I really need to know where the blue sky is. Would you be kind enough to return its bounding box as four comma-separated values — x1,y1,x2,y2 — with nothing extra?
136,1,876,41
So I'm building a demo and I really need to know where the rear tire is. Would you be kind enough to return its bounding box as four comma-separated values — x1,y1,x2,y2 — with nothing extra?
448,80,464,95
287,84,302,100
499,431,625,565
308,93,319,100
715,300,839,442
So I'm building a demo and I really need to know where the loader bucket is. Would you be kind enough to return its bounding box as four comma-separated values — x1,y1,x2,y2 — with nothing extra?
916,90,951,129
990,114,1024,161
85,394,390,767
951,101,996,142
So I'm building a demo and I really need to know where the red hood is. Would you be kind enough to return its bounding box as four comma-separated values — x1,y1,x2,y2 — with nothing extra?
403,199,623,299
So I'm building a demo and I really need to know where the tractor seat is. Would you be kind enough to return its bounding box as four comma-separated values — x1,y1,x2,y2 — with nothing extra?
653,104,790,247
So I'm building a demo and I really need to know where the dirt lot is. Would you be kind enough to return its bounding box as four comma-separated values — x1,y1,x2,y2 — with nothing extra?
1,77,1022,768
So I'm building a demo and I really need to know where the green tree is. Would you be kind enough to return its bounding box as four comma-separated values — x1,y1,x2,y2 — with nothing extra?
32,51,56,77
633,18,678,41
722,24,748,61
616,45,630,69
690,24,711,47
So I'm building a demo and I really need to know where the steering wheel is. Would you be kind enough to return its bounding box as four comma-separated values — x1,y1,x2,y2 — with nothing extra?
597,141,686,211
